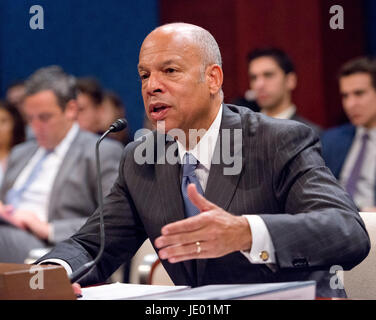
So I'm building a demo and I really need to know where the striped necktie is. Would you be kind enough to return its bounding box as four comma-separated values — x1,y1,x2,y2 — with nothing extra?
181,153,204,218
345,133,369,198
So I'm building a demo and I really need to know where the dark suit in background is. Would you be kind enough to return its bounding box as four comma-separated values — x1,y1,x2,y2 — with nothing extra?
39,105,370,298
321,123,356,180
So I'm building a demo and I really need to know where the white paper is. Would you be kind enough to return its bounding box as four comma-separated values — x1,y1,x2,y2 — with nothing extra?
79,282,189,300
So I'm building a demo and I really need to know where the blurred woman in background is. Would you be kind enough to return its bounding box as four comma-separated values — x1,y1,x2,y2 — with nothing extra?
0,100,25,186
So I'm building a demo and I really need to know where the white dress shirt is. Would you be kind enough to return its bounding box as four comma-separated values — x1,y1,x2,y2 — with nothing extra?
340,126,376,209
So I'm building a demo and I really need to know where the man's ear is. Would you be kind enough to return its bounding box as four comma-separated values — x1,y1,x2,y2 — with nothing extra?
286,72,297,91
206,64,224,95
64,99,78,120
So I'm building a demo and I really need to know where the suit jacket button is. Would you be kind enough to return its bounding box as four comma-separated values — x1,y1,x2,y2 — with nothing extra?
259,251,269,261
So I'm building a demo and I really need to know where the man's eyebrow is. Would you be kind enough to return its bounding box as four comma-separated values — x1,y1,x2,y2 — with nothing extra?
160,59,178,67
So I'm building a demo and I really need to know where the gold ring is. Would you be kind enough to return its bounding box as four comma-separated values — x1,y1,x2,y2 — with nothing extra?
196,241,201,254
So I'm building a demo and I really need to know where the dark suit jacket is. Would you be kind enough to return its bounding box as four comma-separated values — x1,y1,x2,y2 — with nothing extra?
39,105,370,298
320,123,356,179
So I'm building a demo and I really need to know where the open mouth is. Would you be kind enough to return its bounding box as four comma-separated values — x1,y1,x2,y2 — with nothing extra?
152,105,168,112
149,104,171,121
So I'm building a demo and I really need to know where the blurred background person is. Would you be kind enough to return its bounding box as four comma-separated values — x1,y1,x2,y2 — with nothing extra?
248,47,321,134
100,90,131,145
76,77,103,133
321,56,376,212
230,87,260,113
0,100,26,186
5,81,25,113
5,81,35,140
0,66,123,263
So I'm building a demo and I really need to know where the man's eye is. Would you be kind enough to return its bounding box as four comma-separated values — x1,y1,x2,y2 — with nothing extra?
139,74,149,80
39,114,53,122
165,68,176,73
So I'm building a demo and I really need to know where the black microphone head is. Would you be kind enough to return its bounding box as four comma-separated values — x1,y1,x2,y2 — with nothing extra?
109,118,127,132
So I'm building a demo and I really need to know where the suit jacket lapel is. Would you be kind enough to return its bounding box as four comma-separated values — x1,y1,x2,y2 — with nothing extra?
197,104,245,286
0,143,38,201
48,131,83,220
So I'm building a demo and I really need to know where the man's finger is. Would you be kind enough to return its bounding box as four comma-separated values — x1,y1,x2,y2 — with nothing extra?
160,209,214,236
187,183,216,212
72,282,82,298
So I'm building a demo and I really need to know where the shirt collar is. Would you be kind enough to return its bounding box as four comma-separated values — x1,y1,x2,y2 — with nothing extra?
41,122,80,156
356,126,376,141
261,105,296,120
176,104,223,170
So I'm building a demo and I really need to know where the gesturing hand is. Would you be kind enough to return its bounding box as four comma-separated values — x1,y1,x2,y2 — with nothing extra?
154,184,252,263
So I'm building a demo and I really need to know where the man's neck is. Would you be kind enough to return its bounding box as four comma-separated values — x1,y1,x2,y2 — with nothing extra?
0,147,9,160
181,101,222,150
263,100,293,118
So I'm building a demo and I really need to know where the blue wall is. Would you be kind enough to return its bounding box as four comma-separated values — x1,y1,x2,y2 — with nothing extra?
0,0,159,136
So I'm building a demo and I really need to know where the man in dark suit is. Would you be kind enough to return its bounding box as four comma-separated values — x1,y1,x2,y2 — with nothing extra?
247,47,321,134
321,57,376,212
39,23,369,298
0,66,123,263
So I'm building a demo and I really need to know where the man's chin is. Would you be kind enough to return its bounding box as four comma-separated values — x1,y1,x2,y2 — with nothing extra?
37,139,51,150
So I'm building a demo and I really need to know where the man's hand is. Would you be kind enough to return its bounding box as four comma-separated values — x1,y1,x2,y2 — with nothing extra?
12,210,50,240
0,201,13,215
154,184,252,263
72,283,82,297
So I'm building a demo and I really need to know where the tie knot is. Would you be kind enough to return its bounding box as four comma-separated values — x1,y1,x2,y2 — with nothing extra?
182,153,199,177
362,133,369,142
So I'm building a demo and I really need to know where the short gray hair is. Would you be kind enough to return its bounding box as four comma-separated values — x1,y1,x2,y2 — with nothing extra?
190,26,222,68
24,65,76,110
158,23,222,69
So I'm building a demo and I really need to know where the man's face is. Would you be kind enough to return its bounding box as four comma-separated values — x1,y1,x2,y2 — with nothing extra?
340,73,376,129
248,57,294,110
23,90,74,149
138,28,215,134
0,108,14,149
77,93,100,132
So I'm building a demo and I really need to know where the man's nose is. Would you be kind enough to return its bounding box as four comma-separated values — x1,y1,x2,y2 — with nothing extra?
344,96,357,110
146,72,163,95
29,118,42,133
251,77,265,91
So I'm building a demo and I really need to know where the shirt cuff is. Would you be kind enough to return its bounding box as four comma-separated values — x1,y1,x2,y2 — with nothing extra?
241,215,276,264
38,258,73,275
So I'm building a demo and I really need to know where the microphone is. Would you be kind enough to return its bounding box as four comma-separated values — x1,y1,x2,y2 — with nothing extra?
109,118,128,132
69,118,128,283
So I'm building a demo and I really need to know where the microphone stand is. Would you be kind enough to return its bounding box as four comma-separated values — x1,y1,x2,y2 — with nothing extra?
69,119,127,283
